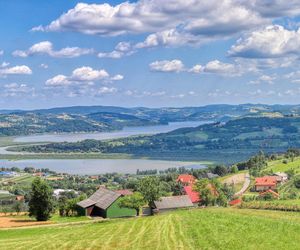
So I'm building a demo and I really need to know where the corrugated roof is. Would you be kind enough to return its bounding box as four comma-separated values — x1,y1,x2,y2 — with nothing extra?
154,195,193,210
77,188,121,209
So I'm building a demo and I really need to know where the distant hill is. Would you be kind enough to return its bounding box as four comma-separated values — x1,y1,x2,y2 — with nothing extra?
2,104,300,137
23,116,300,164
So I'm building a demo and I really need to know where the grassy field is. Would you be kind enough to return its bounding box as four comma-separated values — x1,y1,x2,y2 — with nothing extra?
266,157,300,173
0,208,300,250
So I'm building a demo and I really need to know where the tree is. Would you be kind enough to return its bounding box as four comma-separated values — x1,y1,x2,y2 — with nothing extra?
119,192,145,216
13,201,24,214
230,165,238,174
29,178,54,221
138,176,161,208
214,165,228,176
194,178,215,206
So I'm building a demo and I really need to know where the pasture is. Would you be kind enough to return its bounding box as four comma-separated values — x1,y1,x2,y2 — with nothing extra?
0,208,300,250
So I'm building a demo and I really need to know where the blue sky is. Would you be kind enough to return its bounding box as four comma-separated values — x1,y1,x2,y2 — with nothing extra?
1,0,300,109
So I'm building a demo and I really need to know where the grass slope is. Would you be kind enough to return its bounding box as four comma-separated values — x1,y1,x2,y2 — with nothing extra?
1,208,300,250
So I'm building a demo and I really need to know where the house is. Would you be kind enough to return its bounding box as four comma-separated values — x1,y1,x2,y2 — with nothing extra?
273,172,288,183
205,173,219,179
15,195,25,201
183,185,200,204
259,189,280,199
255,176,277,191
176,174,196,186
77,188,136,218
153,195,194,213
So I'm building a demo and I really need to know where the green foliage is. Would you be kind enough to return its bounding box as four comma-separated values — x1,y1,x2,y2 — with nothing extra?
119,192,145,216
138,176,161,208
230,165,239,174
28,178,54,221
294,176,300,189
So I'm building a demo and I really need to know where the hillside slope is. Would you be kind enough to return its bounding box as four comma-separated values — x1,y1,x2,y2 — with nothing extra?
0,208,299,250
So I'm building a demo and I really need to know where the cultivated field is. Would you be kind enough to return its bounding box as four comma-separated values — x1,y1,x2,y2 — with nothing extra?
0,208,300,250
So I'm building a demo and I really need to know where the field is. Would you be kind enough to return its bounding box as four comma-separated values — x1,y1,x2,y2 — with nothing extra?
1,208,300,250
266,157,300,173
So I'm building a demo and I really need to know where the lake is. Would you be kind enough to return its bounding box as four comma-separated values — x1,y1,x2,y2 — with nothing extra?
13,121,209,143
0,159,205,175
1,121,210,174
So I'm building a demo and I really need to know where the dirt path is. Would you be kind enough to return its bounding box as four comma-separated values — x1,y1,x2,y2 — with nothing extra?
0,217,53,228
234,173,250,196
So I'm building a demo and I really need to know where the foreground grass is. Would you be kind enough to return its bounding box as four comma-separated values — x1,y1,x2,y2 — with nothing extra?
0,208,300,250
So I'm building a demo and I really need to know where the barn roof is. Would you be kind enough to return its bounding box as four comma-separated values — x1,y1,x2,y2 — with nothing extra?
154,195,193,210
77,188,121,210
183,186,200,203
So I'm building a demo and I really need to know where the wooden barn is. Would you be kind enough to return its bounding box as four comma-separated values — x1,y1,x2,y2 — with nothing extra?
153,195,194,213
77,188,136,218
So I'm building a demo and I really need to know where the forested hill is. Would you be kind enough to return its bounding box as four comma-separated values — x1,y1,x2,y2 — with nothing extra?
18,116,300,164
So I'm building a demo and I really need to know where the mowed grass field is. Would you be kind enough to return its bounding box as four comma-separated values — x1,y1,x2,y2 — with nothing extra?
1,208,300,250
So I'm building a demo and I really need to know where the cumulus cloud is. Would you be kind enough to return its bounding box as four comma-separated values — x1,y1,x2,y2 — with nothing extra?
33,1,265,40
46,66,123,87
0,65,32,76
13,41,93,58
98,42,134,59
229,25,300,58
189,60,241,76
149,60,185,72
3,83,35,97
243,0,300,18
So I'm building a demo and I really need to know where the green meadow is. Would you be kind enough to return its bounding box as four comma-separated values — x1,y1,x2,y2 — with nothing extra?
1,208,300,250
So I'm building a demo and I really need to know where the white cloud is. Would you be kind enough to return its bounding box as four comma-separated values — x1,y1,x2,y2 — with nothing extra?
229,25,300,58
40,63,48,69
243,0,300,18
0,65,32,76
13,41,93,58
149,59,184,72
33,1,265,40
98,42,134,59
0,62,10,68
3,83,35,97
189,60,241,76
45,75,70,87
98,87,118,94
46,66,123,87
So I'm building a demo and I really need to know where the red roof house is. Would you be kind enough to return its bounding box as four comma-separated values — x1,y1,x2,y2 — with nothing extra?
177,174,196,186
183,186,200,204
255,176,277,191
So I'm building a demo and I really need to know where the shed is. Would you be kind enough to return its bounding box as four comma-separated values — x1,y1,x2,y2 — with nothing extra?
153,195,194,212
77,188,136,218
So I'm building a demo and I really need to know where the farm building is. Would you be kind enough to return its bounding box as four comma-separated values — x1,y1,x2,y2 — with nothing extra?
273,172,288,183
183,185,200,204
153,195,194,213
77,188,136,218
176,174,196,186
255,176,277,191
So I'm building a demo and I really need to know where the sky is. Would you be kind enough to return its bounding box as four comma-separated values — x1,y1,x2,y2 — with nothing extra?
1,0,300,109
